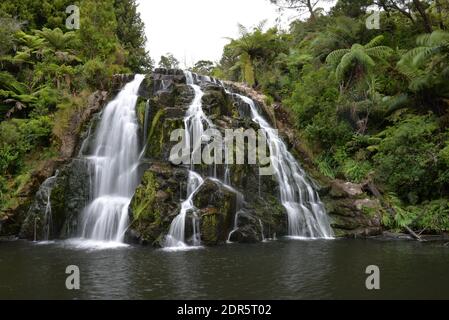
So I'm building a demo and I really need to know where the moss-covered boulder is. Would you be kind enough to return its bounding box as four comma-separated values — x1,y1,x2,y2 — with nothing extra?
128,161,188,246
191,179,237,245
19,158,91,240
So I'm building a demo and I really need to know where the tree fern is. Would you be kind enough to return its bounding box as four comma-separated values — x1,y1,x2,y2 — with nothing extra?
364,35,385,49
398,30,449,95
0,72,28,94
34,28,77,50
326,36,393,83
325,48,349,65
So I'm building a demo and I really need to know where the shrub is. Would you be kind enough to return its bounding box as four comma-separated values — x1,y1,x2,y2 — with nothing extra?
373,114,440,203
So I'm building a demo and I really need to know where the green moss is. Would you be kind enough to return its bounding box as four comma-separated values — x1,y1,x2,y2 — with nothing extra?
148,109,165,143
136,98,147,127
146,109,166,158
131,171,160,221
201,211,219,245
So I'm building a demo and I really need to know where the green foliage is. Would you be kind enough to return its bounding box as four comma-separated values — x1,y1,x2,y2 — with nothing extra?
0,17,22,55
82,58,111,89
397,30,449,106
191,60,215,75
326,35,393,84
331,0,374,18
383,195,449,232
384,193,417,229
415,199,449,232
34,27,78,50
114,0,153,72
158,53,180,69
0,116,52,175
215,2,449,232
219,23,287,87
373,114,441,203
0,0,151,218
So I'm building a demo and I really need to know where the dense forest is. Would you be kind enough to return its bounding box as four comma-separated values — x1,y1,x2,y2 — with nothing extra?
211,0,449,233
0,0,151,224
1,0,449,235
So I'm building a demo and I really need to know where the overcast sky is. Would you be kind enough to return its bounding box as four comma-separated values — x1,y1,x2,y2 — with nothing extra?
136,0,298,68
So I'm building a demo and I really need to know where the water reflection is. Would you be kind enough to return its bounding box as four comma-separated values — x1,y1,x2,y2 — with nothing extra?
0,239,448,299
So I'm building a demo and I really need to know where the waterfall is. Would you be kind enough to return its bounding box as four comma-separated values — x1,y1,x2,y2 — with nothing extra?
164,71,211,249
26,171,59,243
79,74,145,243
236,95,334,239
227,192,244,243
164,171,204,248
41,171,59,241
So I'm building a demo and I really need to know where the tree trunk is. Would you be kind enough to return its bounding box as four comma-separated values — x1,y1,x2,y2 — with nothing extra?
307,0,316,22
413,0,433,33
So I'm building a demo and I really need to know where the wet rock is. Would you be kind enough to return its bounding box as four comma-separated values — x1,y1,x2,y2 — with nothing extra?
192,179,237,245
128,163,187,246
111,74,135,93
19,158,91,240
59,90,109,159
330,180,364,198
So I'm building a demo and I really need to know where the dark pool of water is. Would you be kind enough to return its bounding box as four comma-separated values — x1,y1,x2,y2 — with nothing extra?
0,238,448,299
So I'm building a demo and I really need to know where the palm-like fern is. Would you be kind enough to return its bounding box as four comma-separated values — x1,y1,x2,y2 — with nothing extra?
224,21,275,86
0,71,28,94
402,30,449,67
34,28,78,51
398,30,449,94
326,35,393,83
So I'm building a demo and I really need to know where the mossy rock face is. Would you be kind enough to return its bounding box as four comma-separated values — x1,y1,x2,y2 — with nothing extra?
142,83,193,161
19,158,91,240
201,85,233,118
136,97,148,128
128,170,162,244
137,74,154,99
145,111,184,160
127,162,188,246
192,179,237,245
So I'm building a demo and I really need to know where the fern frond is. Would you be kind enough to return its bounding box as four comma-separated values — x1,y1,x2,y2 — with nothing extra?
325,48,349,65
417,30,449,47
364,35,385,49
335,52,354,80
365,46,393,59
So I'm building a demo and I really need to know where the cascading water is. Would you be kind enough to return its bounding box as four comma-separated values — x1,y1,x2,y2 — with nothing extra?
226,192,244,243
164,171,204,248
236,95,334,239
164,71,331,248
164,71,212,249
31,171,59,242
79,74,145,243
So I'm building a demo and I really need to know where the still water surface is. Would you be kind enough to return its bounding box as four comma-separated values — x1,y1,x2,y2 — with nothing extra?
0,239,448,299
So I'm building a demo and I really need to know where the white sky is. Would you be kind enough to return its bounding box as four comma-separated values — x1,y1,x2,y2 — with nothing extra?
136,0,297,68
